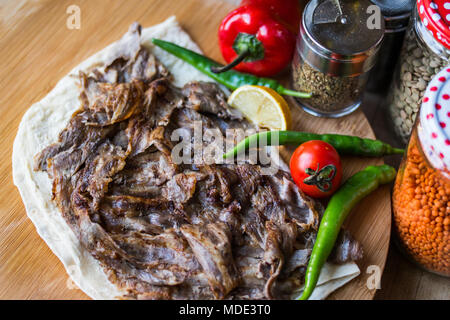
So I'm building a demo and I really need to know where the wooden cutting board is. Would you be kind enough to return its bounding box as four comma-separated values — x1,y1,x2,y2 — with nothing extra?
0,0,391,300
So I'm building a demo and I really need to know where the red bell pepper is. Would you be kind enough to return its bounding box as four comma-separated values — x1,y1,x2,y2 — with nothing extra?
240,0,303,34
213,4,296,77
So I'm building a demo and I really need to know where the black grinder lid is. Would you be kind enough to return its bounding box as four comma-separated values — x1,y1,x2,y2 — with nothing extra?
305,0,385,56
370,0,414,17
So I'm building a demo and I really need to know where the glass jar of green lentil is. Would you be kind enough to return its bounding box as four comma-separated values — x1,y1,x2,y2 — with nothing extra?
387,1,450,145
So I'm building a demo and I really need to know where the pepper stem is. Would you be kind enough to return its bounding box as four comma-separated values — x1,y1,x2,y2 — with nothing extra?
210,50,250,74
392,147,405,155
278,87,313,98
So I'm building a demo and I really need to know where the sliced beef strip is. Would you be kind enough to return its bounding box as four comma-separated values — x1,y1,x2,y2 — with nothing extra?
98,195,185,234
34,23,363,300
100,22,168,84
143,78,184,124
182,81,242,120
72,188,195,288
283,249,312,275
217,200,243,243
34,112,117,174
241,208,267,249
329,229,364,264
268,173,319,231
180,222,240,299
257,221,284,299
104,22,142,69
198,165,235,204
80,78,145,126
234,164,263,200
257,219,298,299
130,49,168,82
77,141,127,210
112,150,177,197
161,172,199,204
232,245,265,296
110,230,200,271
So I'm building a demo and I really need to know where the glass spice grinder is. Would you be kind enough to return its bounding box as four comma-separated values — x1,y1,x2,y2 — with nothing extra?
291,0,385,118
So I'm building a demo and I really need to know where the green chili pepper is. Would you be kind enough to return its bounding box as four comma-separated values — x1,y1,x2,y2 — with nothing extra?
298,164,396,300
151,38,311,98
223,130,404,159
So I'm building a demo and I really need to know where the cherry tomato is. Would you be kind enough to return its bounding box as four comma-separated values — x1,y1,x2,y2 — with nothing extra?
289,140,342,198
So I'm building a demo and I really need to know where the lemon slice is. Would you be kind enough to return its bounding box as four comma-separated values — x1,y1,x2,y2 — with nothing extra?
227,85,292,131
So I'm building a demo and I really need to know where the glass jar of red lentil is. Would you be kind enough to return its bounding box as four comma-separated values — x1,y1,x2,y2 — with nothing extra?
392,66,450,277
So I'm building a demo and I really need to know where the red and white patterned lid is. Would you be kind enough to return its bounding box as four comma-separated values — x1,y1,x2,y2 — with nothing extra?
417,0,450,49
419,66,450,176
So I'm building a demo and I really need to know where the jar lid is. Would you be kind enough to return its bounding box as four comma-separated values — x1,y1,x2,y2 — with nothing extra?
371,0,413,32
419,66,450,174
304,0,385,56
417,0,450,50
371,0,414,17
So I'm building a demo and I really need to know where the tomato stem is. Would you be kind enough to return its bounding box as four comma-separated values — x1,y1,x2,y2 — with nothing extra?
303,164,337,192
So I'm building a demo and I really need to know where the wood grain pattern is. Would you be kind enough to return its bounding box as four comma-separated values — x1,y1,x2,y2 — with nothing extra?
375,244,450,300
0,0,390,300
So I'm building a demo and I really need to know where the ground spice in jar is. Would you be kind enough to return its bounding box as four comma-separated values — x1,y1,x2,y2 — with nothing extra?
392,130,450,276
291,57,364,113
388,27,448,144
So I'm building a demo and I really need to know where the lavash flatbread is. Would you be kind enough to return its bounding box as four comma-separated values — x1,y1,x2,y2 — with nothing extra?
12,16,359,300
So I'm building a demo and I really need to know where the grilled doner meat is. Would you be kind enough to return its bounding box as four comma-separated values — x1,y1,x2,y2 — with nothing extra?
35,23,362,300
